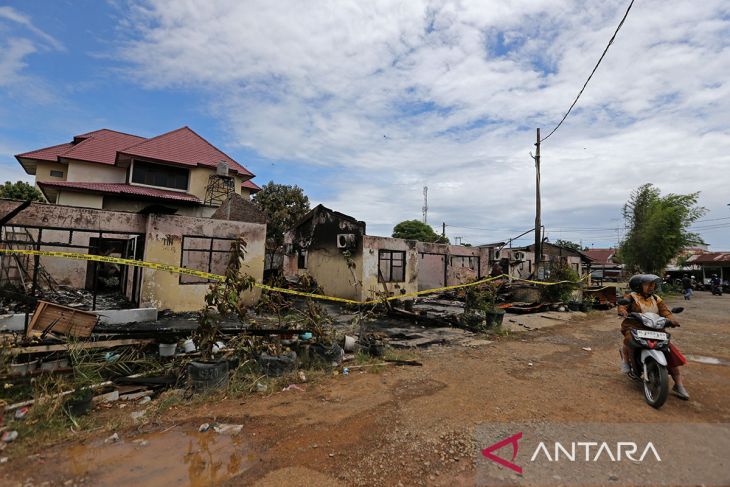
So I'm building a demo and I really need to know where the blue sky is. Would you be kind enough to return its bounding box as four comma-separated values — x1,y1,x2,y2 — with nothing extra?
1,0,729,249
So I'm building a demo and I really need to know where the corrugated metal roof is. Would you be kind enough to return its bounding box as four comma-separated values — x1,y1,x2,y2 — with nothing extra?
38,181,201,203
119,126,253,176
687,252,730,264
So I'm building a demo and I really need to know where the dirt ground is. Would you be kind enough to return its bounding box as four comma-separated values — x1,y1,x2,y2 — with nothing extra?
2,292,729,487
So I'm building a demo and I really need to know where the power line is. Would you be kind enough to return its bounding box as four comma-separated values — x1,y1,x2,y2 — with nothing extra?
540,0,636,142
695,216,730,223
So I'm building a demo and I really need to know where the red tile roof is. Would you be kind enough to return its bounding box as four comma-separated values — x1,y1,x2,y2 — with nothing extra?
584,248,617,265
118,126,253,176
38,181,201,204
16,126,256,179
687,252,730,264
60,129,146,165
16,142,74,162
242,179,261,192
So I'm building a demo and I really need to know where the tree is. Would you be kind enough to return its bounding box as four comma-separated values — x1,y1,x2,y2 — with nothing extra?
392,220,449,244
554,239,582,253
618,184,706,274
0,181,43,201
252,181,310,263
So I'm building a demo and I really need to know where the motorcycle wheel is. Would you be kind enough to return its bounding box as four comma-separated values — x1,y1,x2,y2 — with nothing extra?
643,359,668,409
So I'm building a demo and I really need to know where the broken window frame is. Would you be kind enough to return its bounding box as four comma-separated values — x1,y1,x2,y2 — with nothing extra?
179,235,237,285
0,224,145,310
378,249,406,283
297,250,308,269
449,255,481,278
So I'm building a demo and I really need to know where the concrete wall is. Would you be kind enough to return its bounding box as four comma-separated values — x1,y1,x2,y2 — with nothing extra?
34,161,68,184
140,213,265,311
0,200,265,312
304,247,363,301
66,160,127,183
57,191,104,209
414,242,484,290
101,197,216,218
361,236,419,302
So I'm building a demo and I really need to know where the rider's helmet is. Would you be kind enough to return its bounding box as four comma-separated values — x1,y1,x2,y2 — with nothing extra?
628,274,662,294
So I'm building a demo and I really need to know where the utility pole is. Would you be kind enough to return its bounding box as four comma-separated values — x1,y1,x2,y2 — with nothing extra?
533,128,542,277
442,222,446,239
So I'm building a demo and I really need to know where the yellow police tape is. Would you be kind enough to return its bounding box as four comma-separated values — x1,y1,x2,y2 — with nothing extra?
0,248,590,306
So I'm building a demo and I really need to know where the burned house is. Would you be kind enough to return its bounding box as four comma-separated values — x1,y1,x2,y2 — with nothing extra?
0,195,266,313
488,242,592,281
283,205,495,301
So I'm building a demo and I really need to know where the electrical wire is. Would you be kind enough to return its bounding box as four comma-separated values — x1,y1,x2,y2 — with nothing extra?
695,216,730,224
541,0,635,142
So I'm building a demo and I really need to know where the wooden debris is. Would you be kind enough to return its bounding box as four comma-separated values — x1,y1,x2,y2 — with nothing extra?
26,301,98,338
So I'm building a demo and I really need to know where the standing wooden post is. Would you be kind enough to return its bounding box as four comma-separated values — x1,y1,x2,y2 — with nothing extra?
534,128,542,278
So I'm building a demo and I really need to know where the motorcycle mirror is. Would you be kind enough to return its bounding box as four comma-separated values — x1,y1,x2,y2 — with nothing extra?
617,298,631,306
671,307,684,314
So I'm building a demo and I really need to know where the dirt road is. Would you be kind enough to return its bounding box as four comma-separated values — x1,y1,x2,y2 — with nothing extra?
3,293,729,486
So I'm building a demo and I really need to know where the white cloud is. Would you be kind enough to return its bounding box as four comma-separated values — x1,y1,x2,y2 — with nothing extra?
0,6,64,51
117,0,730,248
0,6,64,98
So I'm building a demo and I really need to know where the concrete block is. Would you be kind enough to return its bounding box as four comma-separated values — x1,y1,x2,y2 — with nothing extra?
94,308,158,325
0,313,27,332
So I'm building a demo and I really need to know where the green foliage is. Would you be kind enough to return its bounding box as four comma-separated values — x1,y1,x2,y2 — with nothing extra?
252,181,310,251
464,282,497,313
0,181,44,201
554,239,582,252
540,263,580,302
195,237,255,360
619,184,706,274
392,220,449,243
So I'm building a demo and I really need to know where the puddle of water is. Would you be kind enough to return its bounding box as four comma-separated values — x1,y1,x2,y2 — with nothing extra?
686,354,728,366
67,428,258,487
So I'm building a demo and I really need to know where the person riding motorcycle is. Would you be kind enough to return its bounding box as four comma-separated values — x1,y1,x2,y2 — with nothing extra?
710,274,722,295
618,274,689,400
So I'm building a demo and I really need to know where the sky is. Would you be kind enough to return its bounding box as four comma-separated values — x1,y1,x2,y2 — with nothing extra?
1,0,729,249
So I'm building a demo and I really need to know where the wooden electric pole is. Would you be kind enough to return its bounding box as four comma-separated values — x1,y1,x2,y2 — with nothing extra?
534,128,542,277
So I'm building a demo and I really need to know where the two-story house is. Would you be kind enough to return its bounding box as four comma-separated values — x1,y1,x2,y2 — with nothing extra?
15,126,260,216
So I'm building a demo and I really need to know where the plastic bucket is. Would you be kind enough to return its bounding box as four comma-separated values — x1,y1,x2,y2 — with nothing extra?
183,339,196,353
159,343,177,357
343,335,356,352
188,360,229,391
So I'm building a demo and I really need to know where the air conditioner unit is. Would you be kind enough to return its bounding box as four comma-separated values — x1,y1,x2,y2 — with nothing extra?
337,234,356,249
514,251,526,261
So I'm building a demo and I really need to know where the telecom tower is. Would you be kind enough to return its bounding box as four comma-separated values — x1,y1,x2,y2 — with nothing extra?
422,186,428,224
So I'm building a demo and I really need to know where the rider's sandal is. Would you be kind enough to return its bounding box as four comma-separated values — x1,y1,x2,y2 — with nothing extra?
672,384,690,400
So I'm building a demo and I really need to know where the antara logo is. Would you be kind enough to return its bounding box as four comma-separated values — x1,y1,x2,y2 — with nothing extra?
481,432,524,474
482,432,661,475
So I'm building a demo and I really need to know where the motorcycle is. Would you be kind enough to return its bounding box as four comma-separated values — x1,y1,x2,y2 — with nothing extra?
618,299,684,409
711,283,723,296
